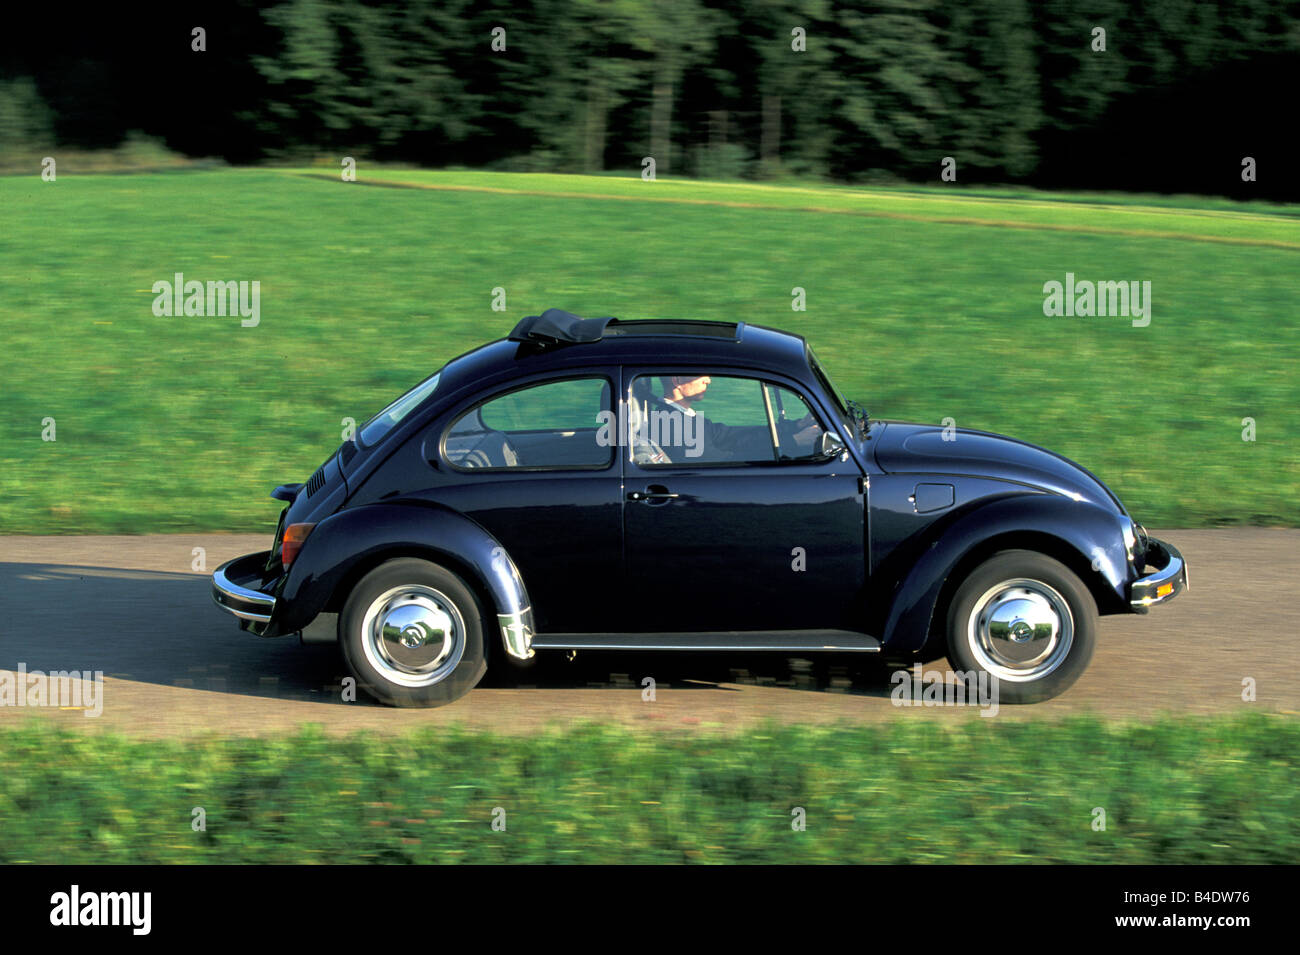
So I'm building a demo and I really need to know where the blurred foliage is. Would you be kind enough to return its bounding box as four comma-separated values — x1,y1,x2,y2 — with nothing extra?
0,132,201,176
0,78,54,156
1,1,1298,196
0,714,1295,863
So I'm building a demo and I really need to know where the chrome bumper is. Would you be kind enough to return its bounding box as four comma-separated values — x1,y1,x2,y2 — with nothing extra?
212,551,277,626
1129,537,1188,612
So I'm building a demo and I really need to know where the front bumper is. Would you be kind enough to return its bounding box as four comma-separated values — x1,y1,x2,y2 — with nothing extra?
212,551,278,633
1129,537,1188,612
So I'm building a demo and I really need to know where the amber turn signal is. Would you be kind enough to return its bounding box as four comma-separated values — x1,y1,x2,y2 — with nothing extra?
281,523,316,568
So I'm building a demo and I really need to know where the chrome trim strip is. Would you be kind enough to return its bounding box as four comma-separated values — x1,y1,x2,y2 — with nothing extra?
499,608,535,660
212,559,276,623
532,640,882,652
1129,537,1188,611
529,631,882,653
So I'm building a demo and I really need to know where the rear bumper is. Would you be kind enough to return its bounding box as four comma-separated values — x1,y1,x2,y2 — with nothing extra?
1129,537,1188,612
212,551,278,632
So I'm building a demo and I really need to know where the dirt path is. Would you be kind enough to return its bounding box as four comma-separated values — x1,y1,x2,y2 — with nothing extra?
0,530,1294,736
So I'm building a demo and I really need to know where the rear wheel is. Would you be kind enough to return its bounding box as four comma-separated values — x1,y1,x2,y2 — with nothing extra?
946,550,1096,704
340,558,487,707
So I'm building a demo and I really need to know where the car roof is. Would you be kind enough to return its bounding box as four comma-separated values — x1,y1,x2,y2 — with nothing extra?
436,311,814,395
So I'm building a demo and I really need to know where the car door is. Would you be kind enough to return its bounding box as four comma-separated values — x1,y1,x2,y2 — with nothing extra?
430,372,623,633
620,368,866,633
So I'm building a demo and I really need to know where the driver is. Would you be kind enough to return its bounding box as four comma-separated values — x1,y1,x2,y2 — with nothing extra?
658,375,739,462
643,375,823,463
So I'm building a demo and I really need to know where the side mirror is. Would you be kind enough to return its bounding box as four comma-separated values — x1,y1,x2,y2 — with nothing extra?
816,430,847,460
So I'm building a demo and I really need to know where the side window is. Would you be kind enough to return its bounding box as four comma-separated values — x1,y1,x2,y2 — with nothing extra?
444,377,612,470
627,373,827,466
764,383,830,460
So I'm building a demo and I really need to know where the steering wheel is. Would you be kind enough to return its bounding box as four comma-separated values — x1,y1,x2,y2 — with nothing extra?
777,414,822,456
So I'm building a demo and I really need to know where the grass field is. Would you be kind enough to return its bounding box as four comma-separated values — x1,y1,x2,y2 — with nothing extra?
0,714,1293,864
1,168,1297,533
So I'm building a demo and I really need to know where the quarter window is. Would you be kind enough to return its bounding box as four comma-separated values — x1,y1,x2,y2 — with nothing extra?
444,377,612,470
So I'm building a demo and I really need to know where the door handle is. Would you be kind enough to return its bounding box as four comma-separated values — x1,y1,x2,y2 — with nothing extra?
627,487,680,502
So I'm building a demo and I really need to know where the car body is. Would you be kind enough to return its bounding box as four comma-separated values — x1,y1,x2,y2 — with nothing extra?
213,309,1187,706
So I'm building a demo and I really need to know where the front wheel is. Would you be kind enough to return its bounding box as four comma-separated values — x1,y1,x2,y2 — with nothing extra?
340,558,487,707
946,550,1096,704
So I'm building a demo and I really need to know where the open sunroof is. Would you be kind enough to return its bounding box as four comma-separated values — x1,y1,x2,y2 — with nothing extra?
508,309,739,346
508,309,613,345
604,320,738,339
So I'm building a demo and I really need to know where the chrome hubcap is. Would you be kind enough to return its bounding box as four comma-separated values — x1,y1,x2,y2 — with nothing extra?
967,578,1073,682
360,585,465,688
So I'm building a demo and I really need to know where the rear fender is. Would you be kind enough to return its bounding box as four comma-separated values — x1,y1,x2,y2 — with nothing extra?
277,501,535,659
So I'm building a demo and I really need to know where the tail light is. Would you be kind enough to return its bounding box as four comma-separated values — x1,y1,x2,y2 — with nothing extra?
281,523,316,569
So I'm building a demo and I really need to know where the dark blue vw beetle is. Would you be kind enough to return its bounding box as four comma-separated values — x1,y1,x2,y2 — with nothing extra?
213,309,1187,706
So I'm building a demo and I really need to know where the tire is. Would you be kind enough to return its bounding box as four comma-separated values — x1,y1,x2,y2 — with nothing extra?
945,550,1096,704
339,558,487,707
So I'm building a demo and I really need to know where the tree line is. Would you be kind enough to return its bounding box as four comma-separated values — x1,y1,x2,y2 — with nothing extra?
2,0,1296,198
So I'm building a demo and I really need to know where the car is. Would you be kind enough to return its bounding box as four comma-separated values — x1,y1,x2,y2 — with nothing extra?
212,308,1187,707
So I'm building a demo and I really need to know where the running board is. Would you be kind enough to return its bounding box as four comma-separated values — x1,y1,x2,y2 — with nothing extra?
530,630,881,653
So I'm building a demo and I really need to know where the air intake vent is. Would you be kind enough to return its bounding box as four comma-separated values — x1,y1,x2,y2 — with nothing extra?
304,467,326,498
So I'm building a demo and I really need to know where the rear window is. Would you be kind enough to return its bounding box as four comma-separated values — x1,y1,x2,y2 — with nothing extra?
359,372,441,447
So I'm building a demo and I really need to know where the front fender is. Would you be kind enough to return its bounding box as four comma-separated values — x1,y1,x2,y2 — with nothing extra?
877,493,1130,653
277,501,535,659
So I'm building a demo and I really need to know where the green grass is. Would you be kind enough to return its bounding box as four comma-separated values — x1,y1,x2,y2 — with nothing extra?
0,715,1295,863
1,168,1296,533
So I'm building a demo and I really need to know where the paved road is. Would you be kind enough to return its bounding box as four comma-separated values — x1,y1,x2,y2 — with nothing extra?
0,531,1295,736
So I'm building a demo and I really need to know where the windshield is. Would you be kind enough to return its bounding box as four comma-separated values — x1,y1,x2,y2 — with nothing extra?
807,345,853,415
806,346,847,412
358,372,441,447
